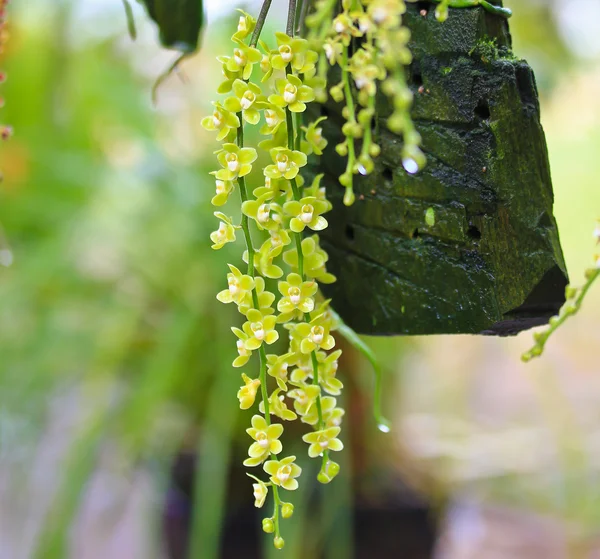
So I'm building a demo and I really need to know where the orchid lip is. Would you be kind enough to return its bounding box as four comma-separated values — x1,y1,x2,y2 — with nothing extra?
234,50,246,66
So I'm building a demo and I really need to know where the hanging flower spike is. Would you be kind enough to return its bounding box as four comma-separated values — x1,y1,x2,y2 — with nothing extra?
243,414,284,467
210,212,238,250
227,40,263,80
260,104,287,137
241,194,283,231
302,117,328,156
247,474,269,508
269,75,315,113
263,456,302,491
265,147,307,180
242,308,279,350
266,352,296,391
215,143,257,181
284,195,329,233
231,328,253,367
224,79,268,125
201,102,240,142
232,9,256,42
217,264,255,305
238,276,276,316
259,388,297,421
302,426,344,458
271,32,317,74
277,273,318,315
238,373,261,409
291,313,336,354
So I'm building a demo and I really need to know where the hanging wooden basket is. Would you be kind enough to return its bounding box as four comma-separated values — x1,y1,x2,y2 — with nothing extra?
309,2,568,336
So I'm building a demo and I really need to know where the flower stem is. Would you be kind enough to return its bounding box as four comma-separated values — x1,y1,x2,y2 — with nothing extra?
272,484,281,537
341,46,357,189
285,107,295,151
523,268,600,361
310,352,324,427
294,112,302,152
296,0,309,35
285,97,327,448
250,0,274,48
287,0,297,36
236,119,257,280
236,110,282,536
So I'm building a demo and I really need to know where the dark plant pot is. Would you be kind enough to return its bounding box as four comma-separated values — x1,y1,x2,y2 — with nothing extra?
308,1,568,336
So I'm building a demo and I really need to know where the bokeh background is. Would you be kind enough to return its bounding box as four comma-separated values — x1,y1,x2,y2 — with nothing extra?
1,0,599,558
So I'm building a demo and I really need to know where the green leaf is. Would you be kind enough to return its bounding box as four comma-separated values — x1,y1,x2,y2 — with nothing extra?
122,0,137,40
138,0,204,53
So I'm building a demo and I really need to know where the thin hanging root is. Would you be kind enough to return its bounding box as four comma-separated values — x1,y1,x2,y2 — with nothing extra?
121,0,137,41
330,309,392,432
152,53,191,105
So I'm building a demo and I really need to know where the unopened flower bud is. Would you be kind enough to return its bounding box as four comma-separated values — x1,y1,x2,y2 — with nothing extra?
565,286,577,299
335,142,348,157
330,85,344,103
343,188,355,207
317,460,340,484
281,502,294,519
262,518,275,533
369,143,381,157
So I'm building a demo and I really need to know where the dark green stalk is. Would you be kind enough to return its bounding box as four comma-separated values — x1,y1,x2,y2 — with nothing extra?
296,0,309,35
285,108,295,150
250,0,274,47
287,0,298,36
236,109,284,539
294,112,302,152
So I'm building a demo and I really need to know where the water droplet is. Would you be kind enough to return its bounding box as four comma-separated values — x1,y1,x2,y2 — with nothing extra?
402,158,419,175
377,421,391,433
358,164,367,176
0,249,13,267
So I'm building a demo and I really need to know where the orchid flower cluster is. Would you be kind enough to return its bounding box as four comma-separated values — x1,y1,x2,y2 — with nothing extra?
202,0,514,548
202,8,346,550
0,0,10,142
304,0,511,204
305,0,423,205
